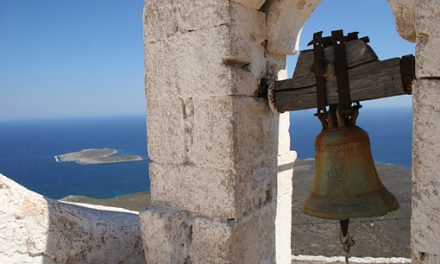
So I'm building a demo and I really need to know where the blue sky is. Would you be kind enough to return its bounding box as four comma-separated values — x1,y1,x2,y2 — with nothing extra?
0,0,144,120
0,0,414,120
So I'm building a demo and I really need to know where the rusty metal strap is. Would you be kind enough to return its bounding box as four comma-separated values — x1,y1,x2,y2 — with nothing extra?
331,30,352,116
312,31,327,114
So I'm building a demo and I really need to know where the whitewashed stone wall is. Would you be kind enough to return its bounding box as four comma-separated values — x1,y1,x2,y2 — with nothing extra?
0,174,145,264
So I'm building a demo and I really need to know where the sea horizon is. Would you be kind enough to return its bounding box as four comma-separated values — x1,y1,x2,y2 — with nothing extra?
0,106,412,199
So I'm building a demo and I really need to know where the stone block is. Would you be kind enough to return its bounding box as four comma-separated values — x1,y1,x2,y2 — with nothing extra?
190,96,280,215
175,0,229,33
232,202,276,264
189,203,277,264
139,206,191,264
231,96,280,215
149,96,283,218
415,0,440,77
143,0,230,42
229,3,267,77
149,163,237,219
175,27,232,97
411,180,440,255
191,96,278,171
231,96,279,174
411,79,440,256
146,98,186,164
412,80,440,183
189,217,234,264
231,0,266,10
190,97,235,169
231,68,260,96
143,0,177,43
144,39,178,100
145,26,261,98
145,26,230,99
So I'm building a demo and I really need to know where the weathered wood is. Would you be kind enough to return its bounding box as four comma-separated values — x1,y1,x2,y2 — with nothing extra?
292,39,378,80
274,57,413,112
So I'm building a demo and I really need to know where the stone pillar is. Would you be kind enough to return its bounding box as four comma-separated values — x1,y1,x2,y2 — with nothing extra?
140,1,294,263
411,0,440,262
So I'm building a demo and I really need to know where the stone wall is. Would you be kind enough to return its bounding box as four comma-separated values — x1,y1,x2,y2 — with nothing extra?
0,174,145,264
141,0,296,263
411,0,440,261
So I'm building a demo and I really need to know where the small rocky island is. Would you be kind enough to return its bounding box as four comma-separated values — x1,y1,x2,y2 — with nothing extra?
55,148,143,165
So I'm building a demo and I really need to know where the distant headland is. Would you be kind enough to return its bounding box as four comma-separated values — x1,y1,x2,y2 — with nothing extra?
55,148,143,165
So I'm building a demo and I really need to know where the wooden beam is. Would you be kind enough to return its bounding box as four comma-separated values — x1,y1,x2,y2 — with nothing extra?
274,55,414,112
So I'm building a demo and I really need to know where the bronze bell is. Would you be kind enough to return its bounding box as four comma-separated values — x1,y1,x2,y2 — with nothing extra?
303,110,399,220
302,30,400,261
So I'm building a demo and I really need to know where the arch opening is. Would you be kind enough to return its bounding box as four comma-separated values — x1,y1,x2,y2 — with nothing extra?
268,0,416,259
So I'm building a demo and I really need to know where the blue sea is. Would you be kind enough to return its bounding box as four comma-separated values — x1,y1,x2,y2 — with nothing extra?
0,108,412,199
0,115,149,199
291,107,412,166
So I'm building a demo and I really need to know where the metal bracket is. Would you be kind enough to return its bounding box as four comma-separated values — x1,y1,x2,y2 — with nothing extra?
312,31,327,115
331,30,352,117
311,30,365,128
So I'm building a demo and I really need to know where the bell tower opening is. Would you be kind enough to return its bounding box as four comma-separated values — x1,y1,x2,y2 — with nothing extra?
286,0,414,260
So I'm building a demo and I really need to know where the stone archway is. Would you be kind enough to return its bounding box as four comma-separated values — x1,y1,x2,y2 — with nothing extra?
141,0,440,263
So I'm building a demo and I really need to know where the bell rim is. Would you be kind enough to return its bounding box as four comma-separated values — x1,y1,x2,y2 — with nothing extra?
303,199,399,220
303,187,400,220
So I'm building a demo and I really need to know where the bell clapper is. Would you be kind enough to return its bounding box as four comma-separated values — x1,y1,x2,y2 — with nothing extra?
339,219,355,264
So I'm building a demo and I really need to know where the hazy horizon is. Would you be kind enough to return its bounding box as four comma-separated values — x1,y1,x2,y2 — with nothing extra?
1,0,414,120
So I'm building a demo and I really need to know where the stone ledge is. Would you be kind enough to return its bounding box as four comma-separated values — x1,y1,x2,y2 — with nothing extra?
0,174,145,264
